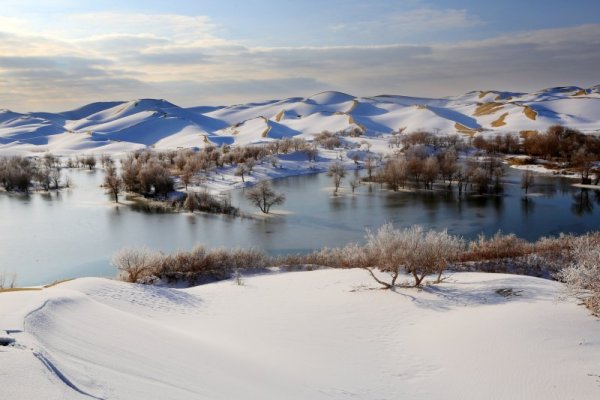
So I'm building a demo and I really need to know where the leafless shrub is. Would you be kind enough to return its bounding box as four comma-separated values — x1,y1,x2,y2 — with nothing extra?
463,231,532,262
314,131,341,149
0,272,17,289
184,190,238,215
114,245,269,285
112,247,162,283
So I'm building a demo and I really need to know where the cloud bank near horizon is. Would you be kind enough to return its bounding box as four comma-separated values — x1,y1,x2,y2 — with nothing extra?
1,7,599,112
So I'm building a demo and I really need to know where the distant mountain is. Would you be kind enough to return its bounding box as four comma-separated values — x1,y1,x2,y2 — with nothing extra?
1,86,599,155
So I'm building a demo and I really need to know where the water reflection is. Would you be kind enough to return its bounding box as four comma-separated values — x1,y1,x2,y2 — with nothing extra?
521,197,535,216
571,189,596,216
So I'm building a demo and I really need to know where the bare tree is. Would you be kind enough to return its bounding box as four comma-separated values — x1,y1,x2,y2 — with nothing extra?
304,146,318,162
574,148,595,184
349,179,360,193
181,165,193,190
100,154,114,169
184,192,199,212
104,164,123,203
327,162,346,195
422,157,439,190
235,164,249,182
35,166,52,191
245,181,286,214
364,156,378,180
84,155,97,170
380,158,407,191
521,170,534,196
50,168,61,190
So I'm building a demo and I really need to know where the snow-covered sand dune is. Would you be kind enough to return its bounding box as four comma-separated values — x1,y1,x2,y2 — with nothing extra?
1,270,599,399
1,85,599,156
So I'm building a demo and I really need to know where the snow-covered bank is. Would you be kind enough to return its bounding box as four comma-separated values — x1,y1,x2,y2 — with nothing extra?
195,149,362,194
1,270,599,399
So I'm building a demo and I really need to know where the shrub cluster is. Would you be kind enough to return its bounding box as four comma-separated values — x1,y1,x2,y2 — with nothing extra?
184,190,238,215
114,225,600,314
314,131,342,149
120,152,174,197
113,246,269,284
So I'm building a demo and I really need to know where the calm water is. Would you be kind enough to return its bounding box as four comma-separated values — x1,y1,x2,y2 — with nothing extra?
1,168,599,285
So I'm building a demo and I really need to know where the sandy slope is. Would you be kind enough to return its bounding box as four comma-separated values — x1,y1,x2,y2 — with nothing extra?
1,270,599,399
1,86,599,156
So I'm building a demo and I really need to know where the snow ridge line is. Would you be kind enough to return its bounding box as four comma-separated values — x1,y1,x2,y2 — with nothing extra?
33,351,105,400
23,298,105,399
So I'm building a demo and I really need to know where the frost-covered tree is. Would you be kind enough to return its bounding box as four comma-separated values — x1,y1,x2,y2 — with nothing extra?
521,170,534,196
558,236,600,315
364,224,464,288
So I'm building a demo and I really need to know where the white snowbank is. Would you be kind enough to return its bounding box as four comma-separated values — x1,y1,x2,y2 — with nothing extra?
1,270,599,399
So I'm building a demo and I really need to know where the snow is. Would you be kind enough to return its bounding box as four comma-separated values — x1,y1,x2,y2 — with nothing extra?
2,85,599,157
1,270,599,399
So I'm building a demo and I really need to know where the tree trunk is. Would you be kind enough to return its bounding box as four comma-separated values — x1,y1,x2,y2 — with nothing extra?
363,267,392,289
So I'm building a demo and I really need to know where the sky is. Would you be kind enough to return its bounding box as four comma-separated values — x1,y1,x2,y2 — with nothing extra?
1,0,599,112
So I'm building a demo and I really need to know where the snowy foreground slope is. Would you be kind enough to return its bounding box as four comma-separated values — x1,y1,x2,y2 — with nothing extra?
1,270,599,399
1,85,599,156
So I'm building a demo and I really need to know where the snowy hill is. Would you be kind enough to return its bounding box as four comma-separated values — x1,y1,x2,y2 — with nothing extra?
1,270,599,399
1,86,600,155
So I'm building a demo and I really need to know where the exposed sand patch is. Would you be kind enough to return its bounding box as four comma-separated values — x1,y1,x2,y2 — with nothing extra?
274,110,284,122
473,102,504,116
347,100,359,113
260,117,271,138
454,122,478,136
523,105,538,120
0,287,42,294
491,113,509,127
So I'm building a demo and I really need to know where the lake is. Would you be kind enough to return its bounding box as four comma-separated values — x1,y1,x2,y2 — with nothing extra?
1,167,599,285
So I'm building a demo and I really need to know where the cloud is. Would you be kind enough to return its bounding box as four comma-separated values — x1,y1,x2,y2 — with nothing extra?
389,8,484,31
329,8,483,36
0,12,598,111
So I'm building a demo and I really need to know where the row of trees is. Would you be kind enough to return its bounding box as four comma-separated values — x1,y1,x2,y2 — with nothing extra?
472,126,600,184
0,154,64,192
373,146,506,195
